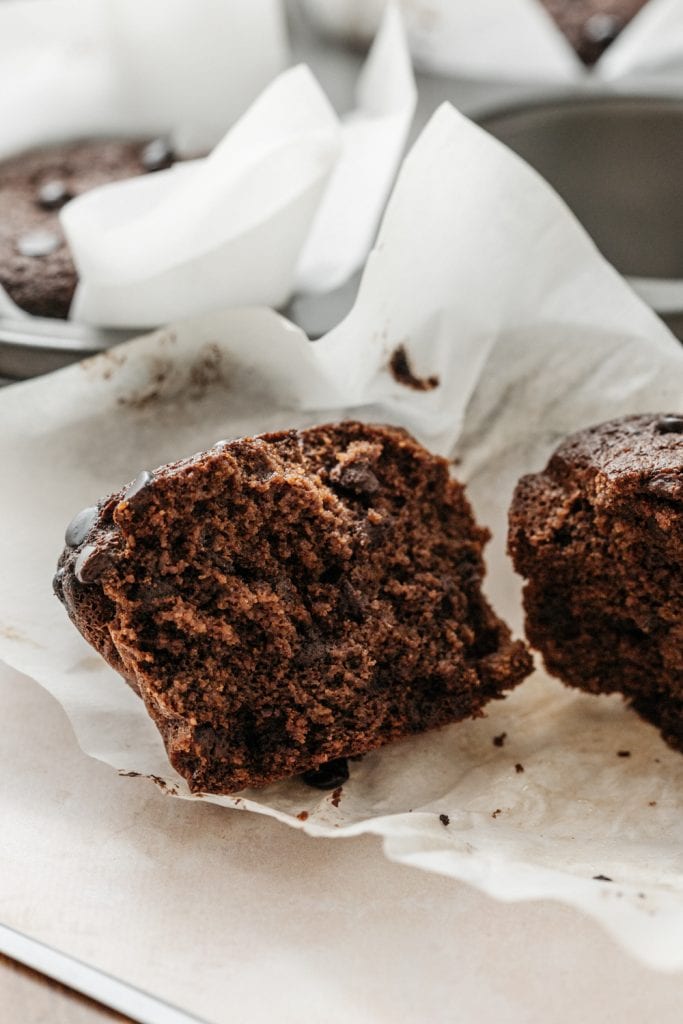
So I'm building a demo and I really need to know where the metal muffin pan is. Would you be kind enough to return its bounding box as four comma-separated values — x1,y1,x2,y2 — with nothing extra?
478,94,683,340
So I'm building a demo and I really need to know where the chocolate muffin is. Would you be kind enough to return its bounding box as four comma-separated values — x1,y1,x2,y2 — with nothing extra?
509,414,683,751
54,422,532,794
539,0,650,64
0,137,174,318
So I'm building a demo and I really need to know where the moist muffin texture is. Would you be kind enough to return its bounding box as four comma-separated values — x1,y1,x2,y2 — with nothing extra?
539,0,649,64
509,414,683,751
55,422,532,794
0,138,174,318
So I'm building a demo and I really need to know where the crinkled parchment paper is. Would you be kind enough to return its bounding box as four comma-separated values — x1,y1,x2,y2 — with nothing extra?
300,0,683,85
1,107,683,969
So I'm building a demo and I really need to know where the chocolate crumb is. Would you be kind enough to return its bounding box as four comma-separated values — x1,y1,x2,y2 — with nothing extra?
331,787,343,808
389,344,439,392
617,750,631,758
593,874,613,882
492,808,502,819
649,800,657,807
118,771,141,778
515,762,524,774
493,732,507,748
439,813,450,827
297,810,309,822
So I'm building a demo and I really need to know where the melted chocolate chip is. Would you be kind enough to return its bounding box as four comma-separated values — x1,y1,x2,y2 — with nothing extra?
65,506,98,548
16,229,62,258
302,757,350,790
655,416,683,435
141,138,174,173
74,544,109,584
37,179,72,210
583,13,622,45
124,471,153,502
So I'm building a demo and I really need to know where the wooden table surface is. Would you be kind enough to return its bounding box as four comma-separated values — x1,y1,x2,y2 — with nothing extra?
0,953,131,1023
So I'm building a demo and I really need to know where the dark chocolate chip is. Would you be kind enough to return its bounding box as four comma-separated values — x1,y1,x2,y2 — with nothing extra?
141,138,174,173
16,229,62,258
655,416,683,435
647,475,681,500
37,179,72,210
334,464,380,496
583,13,622,45
74,544,109,584
302,757,349,790
124,471,152,502
65,506,98,548
439,813,450,827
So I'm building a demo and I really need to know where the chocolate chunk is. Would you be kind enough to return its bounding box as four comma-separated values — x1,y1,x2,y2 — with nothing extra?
16,230,61,258
334,464,380,496
37,180,72,210
303,757,350,790
65,506,98,548
141,138,174,173
74,544,108,584
655,416,683,435
123,471,153,502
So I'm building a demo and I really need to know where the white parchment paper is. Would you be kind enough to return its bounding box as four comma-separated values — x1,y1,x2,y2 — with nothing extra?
300,0,683,85
62,7,416,327
1,106,682,969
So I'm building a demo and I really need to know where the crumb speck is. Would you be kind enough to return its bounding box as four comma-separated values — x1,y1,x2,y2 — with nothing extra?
493,732,507,748
439,814,450,827
514,763,524,774
331,787,343,808
617,750,631,758
649,800,657,807
593,874,613,882
297,811,309,822
492,808,502,819
389,344,439,392
118,770,141,778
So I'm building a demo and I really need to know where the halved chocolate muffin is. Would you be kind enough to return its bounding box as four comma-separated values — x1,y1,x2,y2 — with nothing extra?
540,0,650,64
509,414,683,751
54,422,532,793
0,137,174,318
